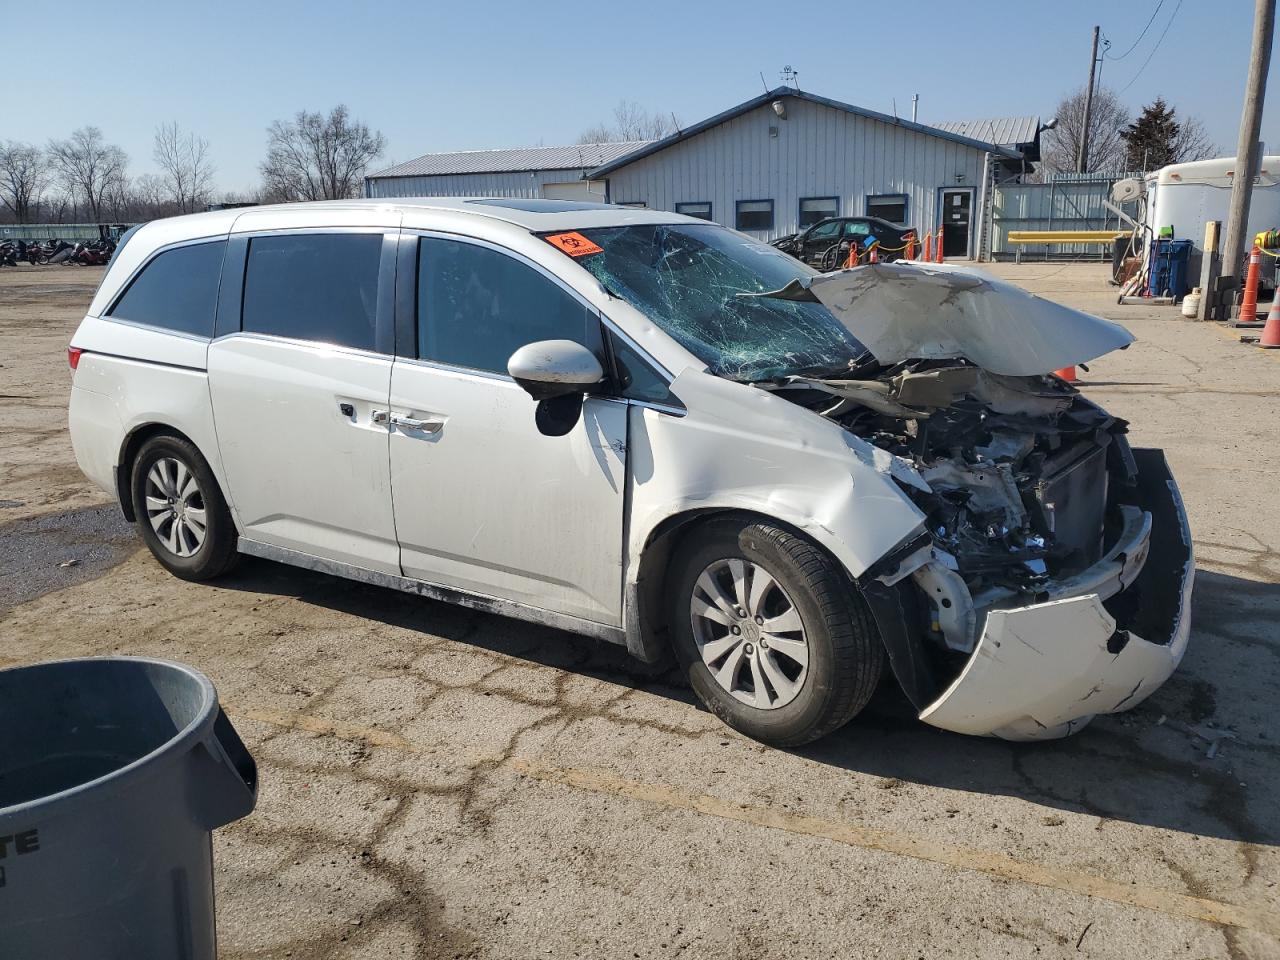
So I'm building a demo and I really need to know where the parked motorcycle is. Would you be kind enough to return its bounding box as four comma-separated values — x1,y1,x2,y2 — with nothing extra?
71,239,115,265
45,240,76,264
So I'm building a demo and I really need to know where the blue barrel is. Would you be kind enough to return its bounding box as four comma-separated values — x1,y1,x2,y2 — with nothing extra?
0,657,257,960
1148,239,1193,299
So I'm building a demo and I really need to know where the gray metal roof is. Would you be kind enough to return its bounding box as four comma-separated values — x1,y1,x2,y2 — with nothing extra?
368,141,651,180
932,117,1041,148
588,88,1024,178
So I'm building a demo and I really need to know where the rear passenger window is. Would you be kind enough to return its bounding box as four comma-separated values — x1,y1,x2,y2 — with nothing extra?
417,237,599,373
242,233,382,351
108,240,225,337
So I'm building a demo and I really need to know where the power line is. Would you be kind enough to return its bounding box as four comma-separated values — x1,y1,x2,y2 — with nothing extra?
1106,1,1165,61
1117,0,1184,94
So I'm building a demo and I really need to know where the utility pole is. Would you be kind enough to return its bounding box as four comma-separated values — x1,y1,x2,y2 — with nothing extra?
1076,25,1100,173
1221,0,1276,296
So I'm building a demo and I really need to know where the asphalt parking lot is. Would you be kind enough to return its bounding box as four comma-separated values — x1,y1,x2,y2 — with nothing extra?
1,261,1278,959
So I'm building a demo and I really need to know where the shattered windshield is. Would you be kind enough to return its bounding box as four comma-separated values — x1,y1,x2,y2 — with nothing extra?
566,224,868,381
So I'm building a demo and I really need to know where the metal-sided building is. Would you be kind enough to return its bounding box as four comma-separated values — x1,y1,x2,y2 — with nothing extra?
590,89,1024,258
365,87,1029,259
364,141,647,203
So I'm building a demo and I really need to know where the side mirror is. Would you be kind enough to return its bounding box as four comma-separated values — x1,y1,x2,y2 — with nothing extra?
508,340,604,400
507,340,605,437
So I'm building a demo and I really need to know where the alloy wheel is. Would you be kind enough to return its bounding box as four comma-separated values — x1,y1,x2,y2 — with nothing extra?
689,558,810,709
144,457,207,558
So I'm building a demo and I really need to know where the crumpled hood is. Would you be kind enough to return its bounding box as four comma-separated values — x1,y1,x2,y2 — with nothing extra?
772,261,1135,375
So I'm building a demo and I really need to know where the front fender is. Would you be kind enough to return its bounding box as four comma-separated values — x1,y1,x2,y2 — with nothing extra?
624,370,927,596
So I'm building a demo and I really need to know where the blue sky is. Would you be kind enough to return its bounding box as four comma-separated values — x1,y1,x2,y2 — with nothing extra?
6,0,1278,192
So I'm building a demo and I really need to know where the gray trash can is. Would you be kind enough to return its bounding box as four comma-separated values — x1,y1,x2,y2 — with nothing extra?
0,656,257,960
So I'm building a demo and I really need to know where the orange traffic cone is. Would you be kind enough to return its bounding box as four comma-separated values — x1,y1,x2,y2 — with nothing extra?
923,232,933,262
1258,297,1280,348
1236,244,1262,325
1053,366,1078,383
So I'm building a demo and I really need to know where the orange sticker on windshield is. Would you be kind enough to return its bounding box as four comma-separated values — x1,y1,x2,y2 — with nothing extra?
544,232,603,257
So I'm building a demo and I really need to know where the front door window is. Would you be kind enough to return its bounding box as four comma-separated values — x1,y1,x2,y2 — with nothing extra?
416,237,601,369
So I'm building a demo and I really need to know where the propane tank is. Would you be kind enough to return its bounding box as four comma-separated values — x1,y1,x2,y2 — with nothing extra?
1182,287,1202,319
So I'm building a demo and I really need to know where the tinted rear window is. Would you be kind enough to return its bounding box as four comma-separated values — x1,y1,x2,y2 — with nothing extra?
107,240,226,337
241,233,382,351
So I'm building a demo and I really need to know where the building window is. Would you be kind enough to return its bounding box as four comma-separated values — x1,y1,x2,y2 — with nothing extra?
735,200,774,232
866,194,908,225
798,197,839,228
676,201,712,221
616,201,647,208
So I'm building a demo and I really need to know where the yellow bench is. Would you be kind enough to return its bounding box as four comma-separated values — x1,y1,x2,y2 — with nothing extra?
1005,231,1127,244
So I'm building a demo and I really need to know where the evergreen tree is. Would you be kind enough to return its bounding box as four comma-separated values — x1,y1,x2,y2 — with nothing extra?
1121,99,1184,171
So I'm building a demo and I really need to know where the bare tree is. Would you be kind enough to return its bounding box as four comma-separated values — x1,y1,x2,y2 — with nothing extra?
0,141,48,223
153,121,215,213
132,173,176,214
578,101,678,143
46,127,128,221
260,105,385,201
40,193,75,224
1171,115,1216,164
1040,86,1131,176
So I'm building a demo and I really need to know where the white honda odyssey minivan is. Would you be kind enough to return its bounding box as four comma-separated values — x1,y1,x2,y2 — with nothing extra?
68,198,1194,746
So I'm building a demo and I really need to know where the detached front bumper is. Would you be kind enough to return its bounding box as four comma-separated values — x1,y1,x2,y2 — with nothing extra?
917,449,1195,741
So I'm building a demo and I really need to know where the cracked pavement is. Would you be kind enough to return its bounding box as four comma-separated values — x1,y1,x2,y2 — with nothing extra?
1,262,1278,959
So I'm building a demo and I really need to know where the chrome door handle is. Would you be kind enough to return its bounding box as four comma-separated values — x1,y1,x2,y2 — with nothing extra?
390,414,444,434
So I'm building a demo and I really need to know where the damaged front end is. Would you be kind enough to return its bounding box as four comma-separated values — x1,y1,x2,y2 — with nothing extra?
756,264,1194,740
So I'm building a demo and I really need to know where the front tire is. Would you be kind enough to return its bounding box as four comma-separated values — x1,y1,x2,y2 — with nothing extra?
130,434,238,581
668,516,884,747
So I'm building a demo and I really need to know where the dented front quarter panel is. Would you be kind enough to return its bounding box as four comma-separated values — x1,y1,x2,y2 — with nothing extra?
918,451,1195,741
624,369,929,588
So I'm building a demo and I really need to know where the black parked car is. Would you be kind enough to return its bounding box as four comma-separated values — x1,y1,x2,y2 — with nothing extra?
772,216,916,270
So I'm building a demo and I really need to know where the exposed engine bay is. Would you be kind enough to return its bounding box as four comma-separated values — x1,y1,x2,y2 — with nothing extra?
716,261,1190,738
763,360,1143,655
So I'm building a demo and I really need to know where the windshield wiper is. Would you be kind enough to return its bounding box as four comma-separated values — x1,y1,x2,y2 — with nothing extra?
788,351,879,380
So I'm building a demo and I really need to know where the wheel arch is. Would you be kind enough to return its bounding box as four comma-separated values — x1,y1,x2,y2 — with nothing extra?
115,422,212,522
624,506,869,665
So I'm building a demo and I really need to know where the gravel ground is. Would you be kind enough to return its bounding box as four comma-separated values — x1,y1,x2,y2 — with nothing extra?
0,261,1277,959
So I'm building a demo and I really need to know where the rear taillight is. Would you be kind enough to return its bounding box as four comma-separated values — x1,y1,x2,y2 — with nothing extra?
68,346,82,370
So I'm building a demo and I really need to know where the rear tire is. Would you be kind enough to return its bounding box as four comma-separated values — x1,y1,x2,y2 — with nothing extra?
130,434,238,581
668,516,884,747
